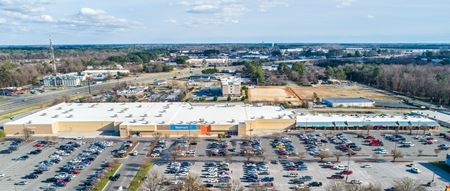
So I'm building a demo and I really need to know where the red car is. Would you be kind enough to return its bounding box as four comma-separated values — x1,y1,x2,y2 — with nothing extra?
71,170,81,174
340,170,353,175
264,182,274,187
425,141,433,145
34,143,44,148
288,166,296,171
339,145,349,150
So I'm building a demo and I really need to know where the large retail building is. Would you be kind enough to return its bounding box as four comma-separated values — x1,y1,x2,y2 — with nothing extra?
3,102,439,138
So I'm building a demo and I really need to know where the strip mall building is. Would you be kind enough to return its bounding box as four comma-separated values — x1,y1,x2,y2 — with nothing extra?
4,102,439,138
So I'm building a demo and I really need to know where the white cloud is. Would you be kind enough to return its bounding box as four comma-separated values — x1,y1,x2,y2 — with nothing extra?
258,0,289,12
177,0,248,26
336,0,354,8
367,15,375,19
164,19,178,24
58,8,136,31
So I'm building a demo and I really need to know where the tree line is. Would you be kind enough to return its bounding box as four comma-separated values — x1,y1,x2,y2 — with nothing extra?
326,64,450,105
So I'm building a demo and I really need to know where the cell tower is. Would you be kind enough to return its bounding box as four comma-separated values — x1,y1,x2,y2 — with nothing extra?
49,36,57,74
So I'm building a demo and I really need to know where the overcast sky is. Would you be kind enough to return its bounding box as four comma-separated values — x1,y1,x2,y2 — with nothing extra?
0,0,449,45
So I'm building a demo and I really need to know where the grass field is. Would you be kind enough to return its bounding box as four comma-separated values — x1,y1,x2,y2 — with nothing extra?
92,162,122,191
128,162,153,191
0,102,50,121
248,86,302,103
291,85,399,101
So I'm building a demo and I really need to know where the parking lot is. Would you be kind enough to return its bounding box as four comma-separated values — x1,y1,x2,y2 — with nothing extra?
0,130,448,191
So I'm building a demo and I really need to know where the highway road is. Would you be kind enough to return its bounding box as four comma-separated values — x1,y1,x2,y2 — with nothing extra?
0,68,202,127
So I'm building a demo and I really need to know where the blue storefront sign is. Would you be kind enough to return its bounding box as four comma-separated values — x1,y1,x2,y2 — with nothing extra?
169,124,199,131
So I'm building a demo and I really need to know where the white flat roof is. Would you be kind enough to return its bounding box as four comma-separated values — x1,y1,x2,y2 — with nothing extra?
296,114,438,127
7,102,294,126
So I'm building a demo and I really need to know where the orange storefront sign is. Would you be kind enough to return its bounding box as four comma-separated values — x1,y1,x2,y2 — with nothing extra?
199,125,211,135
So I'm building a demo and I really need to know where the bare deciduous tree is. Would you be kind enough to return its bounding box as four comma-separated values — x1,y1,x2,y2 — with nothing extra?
391,150,404,162
393,177,426,191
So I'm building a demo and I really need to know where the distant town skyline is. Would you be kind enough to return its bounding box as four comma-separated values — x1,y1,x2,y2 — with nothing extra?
0,0,449,45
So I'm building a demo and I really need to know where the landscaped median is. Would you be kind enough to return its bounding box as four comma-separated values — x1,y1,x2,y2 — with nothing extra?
91,161,122,191
128,162,154,191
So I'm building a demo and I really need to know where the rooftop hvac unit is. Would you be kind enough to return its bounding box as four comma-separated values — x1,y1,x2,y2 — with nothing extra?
143,121,148,124
110,114,117,118
66,115,73,118
40,113,47,116
211,121,216,124
139,118,145,121
160,110,166,113
230,119,236,123
56,107,62,110
159,121,165,124
130,120,136,123
120,103,125,105
141,114,148,117
118,110,124,113
155,114,162,117
137,105,142,108
179,121,183,124
199,118,205,122
126,114,133,118
27,120,32,124
88,104,95,108
52,115,58,118
108,108,114,111
123,108,129,111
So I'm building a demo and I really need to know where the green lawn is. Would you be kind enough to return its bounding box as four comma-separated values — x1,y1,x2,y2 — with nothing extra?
92,162,122,191
128,163,153,191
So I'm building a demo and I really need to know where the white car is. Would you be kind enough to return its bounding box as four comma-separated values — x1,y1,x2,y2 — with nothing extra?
0,173,5,177
375,150,387,154
207,178,218,183
130,151,138,156
332,165,346,170
410,168,421,174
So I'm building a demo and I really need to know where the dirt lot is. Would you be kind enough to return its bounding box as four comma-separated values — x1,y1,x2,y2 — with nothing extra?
291,85,399,101
248,86,302,104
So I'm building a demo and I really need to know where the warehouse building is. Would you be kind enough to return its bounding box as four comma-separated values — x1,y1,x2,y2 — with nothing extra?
4,102,295,138
4,102,438,138
322,97,375,108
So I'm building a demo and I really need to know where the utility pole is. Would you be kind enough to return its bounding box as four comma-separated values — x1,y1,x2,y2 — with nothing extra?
49,36,58,87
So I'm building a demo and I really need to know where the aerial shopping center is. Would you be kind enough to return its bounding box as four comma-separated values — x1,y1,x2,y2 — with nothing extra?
3,102,439,138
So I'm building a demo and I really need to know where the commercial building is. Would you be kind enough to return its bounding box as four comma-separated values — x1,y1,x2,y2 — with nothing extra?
4,102,295,138
296,114,439,130
322,97,375,108
413,110,450,128
82,70,130,81
4,103,438,138
42,73,85,87
220,77,241,97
